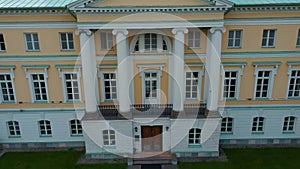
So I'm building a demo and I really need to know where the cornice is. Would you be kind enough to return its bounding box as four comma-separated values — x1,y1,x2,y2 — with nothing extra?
230,6,300,13
0,8,69,15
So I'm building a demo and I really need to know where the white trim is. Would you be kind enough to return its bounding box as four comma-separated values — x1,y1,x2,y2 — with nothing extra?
25,72,49,103
187,29,201,49
225,18,300,26
184,70,203,101
99,71,118,102
261,29,276,48
140,70,162,104
0,22,77,29
221,68,243,100
286,68,300,99
253,68,277,100
227,29,242,48
100,31,114,51
23,33,40,52
59,32,75,51
38,120,52,137
61,72,82,103
221,117,233,133
0,72,17,104
251,116,265,133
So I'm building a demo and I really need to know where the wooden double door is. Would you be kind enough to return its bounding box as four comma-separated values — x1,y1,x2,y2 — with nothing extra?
141,126,162,152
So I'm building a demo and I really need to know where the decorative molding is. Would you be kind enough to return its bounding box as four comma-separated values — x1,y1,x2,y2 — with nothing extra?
97,64,118,69
22,65,50,75
0,65,15,72
137,63,165,73
231,6,300,13
253,61,281,68
75,29,92,36
0,22,77,29
172,28,188,35
0,55,79,62
0,9,69,15
112,29,128,36
225,17,300,26
55,64,82,78
222,51,300,58
210,27,226,33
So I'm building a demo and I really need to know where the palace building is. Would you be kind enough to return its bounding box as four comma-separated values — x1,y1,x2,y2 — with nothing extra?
1,0,300,161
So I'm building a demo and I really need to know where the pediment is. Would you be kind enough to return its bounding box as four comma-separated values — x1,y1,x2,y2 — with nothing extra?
68,0,233,13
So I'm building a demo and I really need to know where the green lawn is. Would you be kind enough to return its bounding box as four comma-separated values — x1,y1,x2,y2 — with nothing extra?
0,148,300,169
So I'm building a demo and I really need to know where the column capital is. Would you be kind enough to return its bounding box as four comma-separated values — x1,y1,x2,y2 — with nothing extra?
112,29,128,36
209,27,226,34
172,28,188,35
75,29,92,36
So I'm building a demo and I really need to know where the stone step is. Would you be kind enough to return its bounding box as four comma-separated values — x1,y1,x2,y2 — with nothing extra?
134,159,172,165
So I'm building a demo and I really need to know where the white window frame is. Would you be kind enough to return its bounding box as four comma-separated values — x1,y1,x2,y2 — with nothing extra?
253,68,276,100
261,29,276,48
7,121,21,137
184,70,202,101
24,33,40,51
283,116,296,132
38,120,52,137
0,33,6,51
103,129,116,146
69,119,83,136
62,72,82,102
0,73,16,103
188,128,201,145
296,29,300,47
221,117,234,133
59,32,75,51
222,69,242,100
144,33,158,52
100,31,114,50
27,72,49,103
99,71,118,102
188,30,201,49
227,30,242,48
287,69,300,98
252,116,265,133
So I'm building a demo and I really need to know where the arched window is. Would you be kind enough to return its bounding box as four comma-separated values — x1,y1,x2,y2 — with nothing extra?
103,130,116,146
283,116,296,132
70,119,83,136
221,117,233,133
188,128,201,145
252,117,265,132
7,121,21,137
38,120,52,136
130,32,171,53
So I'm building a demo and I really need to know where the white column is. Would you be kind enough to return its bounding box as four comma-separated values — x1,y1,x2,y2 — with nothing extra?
76,29,98,113
206,27,225,111
172,28,188,112
112,29,131,113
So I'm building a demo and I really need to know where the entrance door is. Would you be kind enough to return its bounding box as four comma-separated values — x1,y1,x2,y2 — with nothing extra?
144,72,159,104
141,126,162,152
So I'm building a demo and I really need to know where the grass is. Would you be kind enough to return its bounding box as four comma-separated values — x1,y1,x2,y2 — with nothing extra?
1,148,300,169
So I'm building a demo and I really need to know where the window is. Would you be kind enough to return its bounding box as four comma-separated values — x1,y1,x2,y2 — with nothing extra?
255,70,272,99
297,29,300,47
24,33,40,51
223,71,238,99
221,117,233,133
103,130,115,146
145,33,157,51
63,73,81,101
102,73,117,100
100,32,113,50
283,116,296,132
252,117,265,132
188,128,201,145
60,32,74,50
70,119,83,136
0,34,6,51
262,29,276,47
0,74,16,103
228,30,242,48
185,72,199,99
188,30,201,48
30,73,48,102
288,70,300,98
7,121,20,137
39,120,52,136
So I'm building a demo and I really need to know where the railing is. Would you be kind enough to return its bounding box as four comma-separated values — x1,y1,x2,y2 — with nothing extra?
97,104,207,120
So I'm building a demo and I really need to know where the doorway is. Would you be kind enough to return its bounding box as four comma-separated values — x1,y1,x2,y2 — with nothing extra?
141,126,163,152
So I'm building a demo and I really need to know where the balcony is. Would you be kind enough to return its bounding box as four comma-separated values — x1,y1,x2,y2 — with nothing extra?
83,104,218,121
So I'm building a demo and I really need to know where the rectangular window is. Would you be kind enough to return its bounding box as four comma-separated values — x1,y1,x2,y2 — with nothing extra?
188,30,201,48
283,116,296,132
24,33,40,51
64,73,81,101
103,73,117,100
288,70,300,98
31,74,48,102
70,119,83,136
221,117,233,133
39,120,52,136
228,30,242,48
223,71,238,99
297,29,300,47
0,34,6,51
100,32,114,50
103,130,116,146
255,70,271,98
145,72,158,99
0,74,16,103
7,121,21,137
60,32,74,50
252,117,264,132
262,29,276,48
185,72,199,99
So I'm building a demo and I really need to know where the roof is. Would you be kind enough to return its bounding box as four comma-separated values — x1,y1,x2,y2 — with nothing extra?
0,0,78,8
229,0,300,6
0,0,300,9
